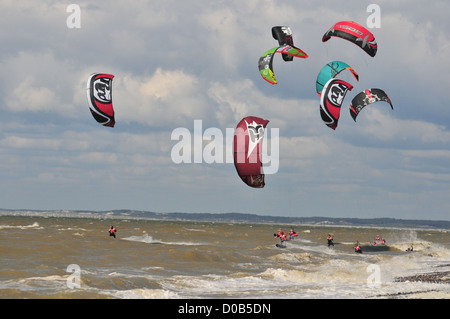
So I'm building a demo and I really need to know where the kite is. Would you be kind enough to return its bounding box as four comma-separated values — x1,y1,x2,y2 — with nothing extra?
258,45,308,84
233,116,269,188
322,21,377,57
258,26,308,84
319,78,353,130
316,61,359,96
349,89,393,121
272,26,296,61
87,73,115,127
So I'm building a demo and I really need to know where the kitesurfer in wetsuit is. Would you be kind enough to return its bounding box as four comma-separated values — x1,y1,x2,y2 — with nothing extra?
289,229,297,239
278,233,287,247
274,230,286,247
274,230,284,237
109,226,116,238
327,234,334,247
354,241,362,253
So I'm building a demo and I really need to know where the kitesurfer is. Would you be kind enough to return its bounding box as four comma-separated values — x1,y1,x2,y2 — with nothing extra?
274,230,284,238
289,229,297,239
327,234,334,247
278,233,287,247
109,226,116,238
406,244,414,252
354,241,362,253
274,230,287,247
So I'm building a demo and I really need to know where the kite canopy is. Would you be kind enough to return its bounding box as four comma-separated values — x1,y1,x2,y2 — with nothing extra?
87,73,115,127
272,26,295,61
258,47,278,84
258,45,308,84
350,89,393,121
258,26,308,84
319,78,353,130
322,21,377,57
316,61,359,96
233,116,269,188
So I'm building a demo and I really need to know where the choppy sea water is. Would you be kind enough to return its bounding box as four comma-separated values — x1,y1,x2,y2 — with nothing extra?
0,213,448,299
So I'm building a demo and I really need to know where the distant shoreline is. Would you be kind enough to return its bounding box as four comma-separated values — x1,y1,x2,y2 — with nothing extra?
1,209,449,230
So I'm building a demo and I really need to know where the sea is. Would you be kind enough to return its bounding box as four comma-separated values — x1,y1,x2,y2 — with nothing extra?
0,211,449,304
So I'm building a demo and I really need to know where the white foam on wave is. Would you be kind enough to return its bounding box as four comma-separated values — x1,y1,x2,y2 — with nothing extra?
290,241,338,255
163,240,203,246
159,262,376,299
57,227,88,232
184,228,207,232
0,222,41,230
121,234,155,244
110,288,180,299
121,233,202,246
18,275,67,284
160,273,272,298
269,252,313,263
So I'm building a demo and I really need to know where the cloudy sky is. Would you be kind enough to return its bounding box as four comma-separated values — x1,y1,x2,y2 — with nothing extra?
0,0,449,220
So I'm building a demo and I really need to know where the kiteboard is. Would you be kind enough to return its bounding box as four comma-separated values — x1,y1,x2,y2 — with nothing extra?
276,244,286,248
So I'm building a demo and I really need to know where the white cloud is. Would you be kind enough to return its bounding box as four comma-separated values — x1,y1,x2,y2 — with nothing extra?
357,108,450,144
113,68,212,127
0,135,61,150
0,51,81,117
7,77,57,112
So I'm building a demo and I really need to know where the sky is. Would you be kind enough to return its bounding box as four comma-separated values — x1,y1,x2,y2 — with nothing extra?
0,0,449,221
